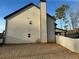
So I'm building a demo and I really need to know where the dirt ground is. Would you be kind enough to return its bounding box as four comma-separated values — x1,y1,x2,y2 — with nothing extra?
0,43,79,59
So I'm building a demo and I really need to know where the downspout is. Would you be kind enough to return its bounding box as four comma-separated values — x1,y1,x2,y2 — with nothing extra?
2,19,8,44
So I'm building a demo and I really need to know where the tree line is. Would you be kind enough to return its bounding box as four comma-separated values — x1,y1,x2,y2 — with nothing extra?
55,4,79,30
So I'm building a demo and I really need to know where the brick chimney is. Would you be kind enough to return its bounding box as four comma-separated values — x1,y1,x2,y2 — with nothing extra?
40,0,47,43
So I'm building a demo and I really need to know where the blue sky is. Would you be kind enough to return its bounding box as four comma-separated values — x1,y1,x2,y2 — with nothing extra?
0,0,79,32
0,0,40,32
47,0,79,30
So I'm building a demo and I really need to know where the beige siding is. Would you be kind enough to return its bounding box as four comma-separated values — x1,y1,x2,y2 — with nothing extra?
5,6,40,43
47,16,55,43
40,2,47,43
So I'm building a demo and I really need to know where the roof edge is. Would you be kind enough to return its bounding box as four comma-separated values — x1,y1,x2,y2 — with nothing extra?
4,3,40,19
47,13,56,21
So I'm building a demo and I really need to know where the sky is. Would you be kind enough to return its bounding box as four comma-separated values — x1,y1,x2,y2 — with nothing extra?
0,0,40,32
47,0,79,30
0,0,79,32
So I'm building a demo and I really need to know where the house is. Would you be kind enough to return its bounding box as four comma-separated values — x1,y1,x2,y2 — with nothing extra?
0,31,5,44
47,14,56,42
4,0,55,44
66,28,79,38
0,33,2,38
55,28,67,36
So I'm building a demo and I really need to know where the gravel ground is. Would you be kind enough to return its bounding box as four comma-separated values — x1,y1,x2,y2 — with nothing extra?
0,43,79,59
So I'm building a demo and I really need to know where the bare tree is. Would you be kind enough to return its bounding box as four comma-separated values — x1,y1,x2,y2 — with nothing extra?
69,11,79,29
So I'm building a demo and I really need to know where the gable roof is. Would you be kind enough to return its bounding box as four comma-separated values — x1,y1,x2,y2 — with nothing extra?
4,2,54,19
4,3,40,19
47,14,56,21
56,28,67,32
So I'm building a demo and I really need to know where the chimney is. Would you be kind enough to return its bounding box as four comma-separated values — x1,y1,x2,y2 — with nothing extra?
40,0,47,42
40,0,46,2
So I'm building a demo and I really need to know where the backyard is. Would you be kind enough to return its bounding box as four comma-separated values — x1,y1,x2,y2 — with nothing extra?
0,43,79,59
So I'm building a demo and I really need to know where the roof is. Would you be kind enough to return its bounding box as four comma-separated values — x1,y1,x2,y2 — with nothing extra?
56,28,67,32
4,2,53,19
47,14,56,21
4,3,40,19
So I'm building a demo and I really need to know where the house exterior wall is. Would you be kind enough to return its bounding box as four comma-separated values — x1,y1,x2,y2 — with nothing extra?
47,16,55,43
40,2,47,43
5,6,41,44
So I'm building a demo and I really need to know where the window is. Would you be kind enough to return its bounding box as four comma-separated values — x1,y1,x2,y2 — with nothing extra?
29,21,32,25
28,34,31,38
